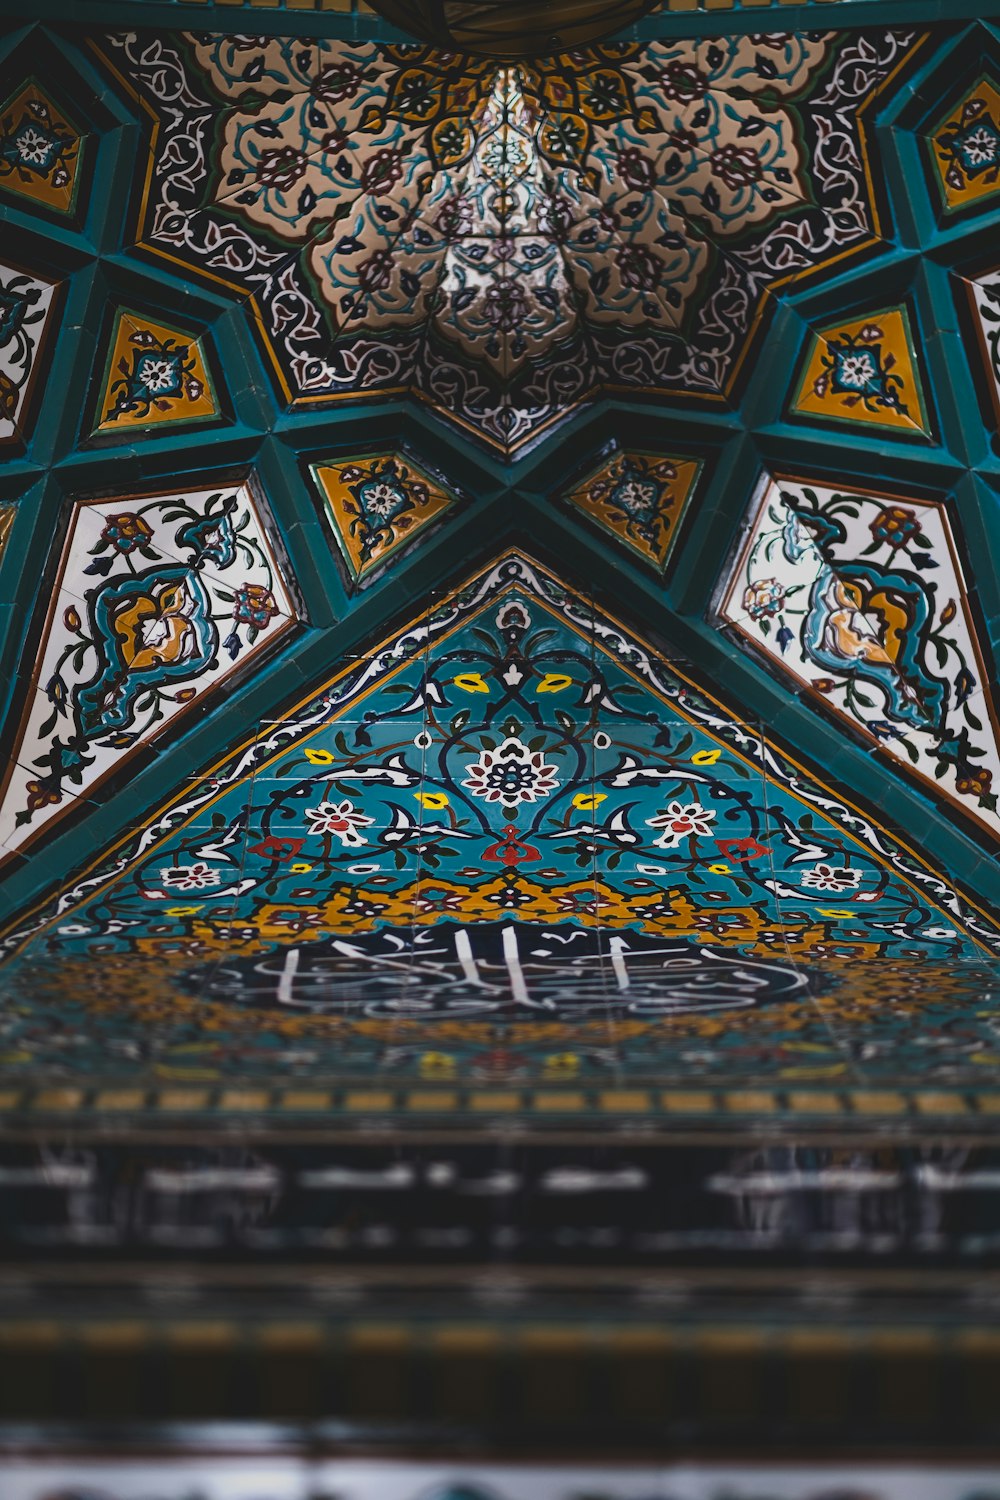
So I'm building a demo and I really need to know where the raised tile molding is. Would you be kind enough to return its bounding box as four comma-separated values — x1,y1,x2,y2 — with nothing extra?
0,260,58,444
718,474,1000,842
0,480,297,857
562,449,702,572
312,451,457,588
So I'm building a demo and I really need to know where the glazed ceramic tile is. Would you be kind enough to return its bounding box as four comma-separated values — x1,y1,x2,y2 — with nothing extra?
929,74,1000,214
0,483,297,858
968,266,1000,425
789,306,931,437
719,474,1000,842
102,26,914,452
2,552,997,1089
562,450,702,572
93,309,219,433
312,452,458,589
0,80,82,217
0,260,57,443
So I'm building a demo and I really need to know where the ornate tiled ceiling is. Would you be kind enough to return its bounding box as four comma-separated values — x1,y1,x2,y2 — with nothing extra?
1,12,1000,1124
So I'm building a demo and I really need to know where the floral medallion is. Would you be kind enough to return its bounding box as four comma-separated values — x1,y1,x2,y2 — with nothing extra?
2,552,998,1092
563,450,702,571
0,482,297,858
0,81,81,216
94,310,219,433
931,75,1000,213
719,476,1000,840
312,452,457,587
0,260,58,443
790,308,930,437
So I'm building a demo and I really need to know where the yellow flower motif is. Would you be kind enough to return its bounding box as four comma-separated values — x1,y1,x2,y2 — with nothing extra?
544,1052,580,1077
290,862,313,873
691,749,721,765
707,862,731,874
453,672,490,692
304,747,336,765
420,1051,457,1078
536,673,573,693
818,908,854,919
414,791,450,809
572,792,607,810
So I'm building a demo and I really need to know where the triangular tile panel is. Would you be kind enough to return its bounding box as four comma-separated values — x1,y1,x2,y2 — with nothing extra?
562,450,702,573
312,452,457,589
0,80,82,217
789,308,930,437
2,552,996,1091
719,475,1000,842
0,480,297,859
93,310,220,434
967,267,1000,427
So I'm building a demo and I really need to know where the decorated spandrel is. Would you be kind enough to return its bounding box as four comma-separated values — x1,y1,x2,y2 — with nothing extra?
0,481,297,857
313,453,457,588
2,553,997,1090
719,476,1000,841
94,310,219,433
562,451,702,573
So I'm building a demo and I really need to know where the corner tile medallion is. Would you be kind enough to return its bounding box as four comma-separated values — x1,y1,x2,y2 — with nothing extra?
312,452,457,588
0,481,297,857
719,475,1000,841
790,307,930,436
2,553,998,1093
563,450,702,572
104,26,919,451
931,75,1000,213
968,267,1000,426
0,80,81,216
0,260,57,443
94,310,219,433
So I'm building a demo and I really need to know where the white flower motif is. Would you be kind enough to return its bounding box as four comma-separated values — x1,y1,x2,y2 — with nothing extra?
801,863,863,892
837,352,877,390
15,125,53,166
965,125,998,165
140,357,179,393
160,862,222,891
646,801,716,848
462,736,559,805
305,799,375,847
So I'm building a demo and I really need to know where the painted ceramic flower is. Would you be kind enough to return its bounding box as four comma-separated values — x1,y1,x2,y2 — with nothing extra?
462,736,559,805
868,505,921,549
160,862,222,890
801,863,863,892
646,800,716,847
710,144,763,190
305,799,375,847
742,577,785,619
233,583,279,628
255,145,307,191
101,513,154,553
